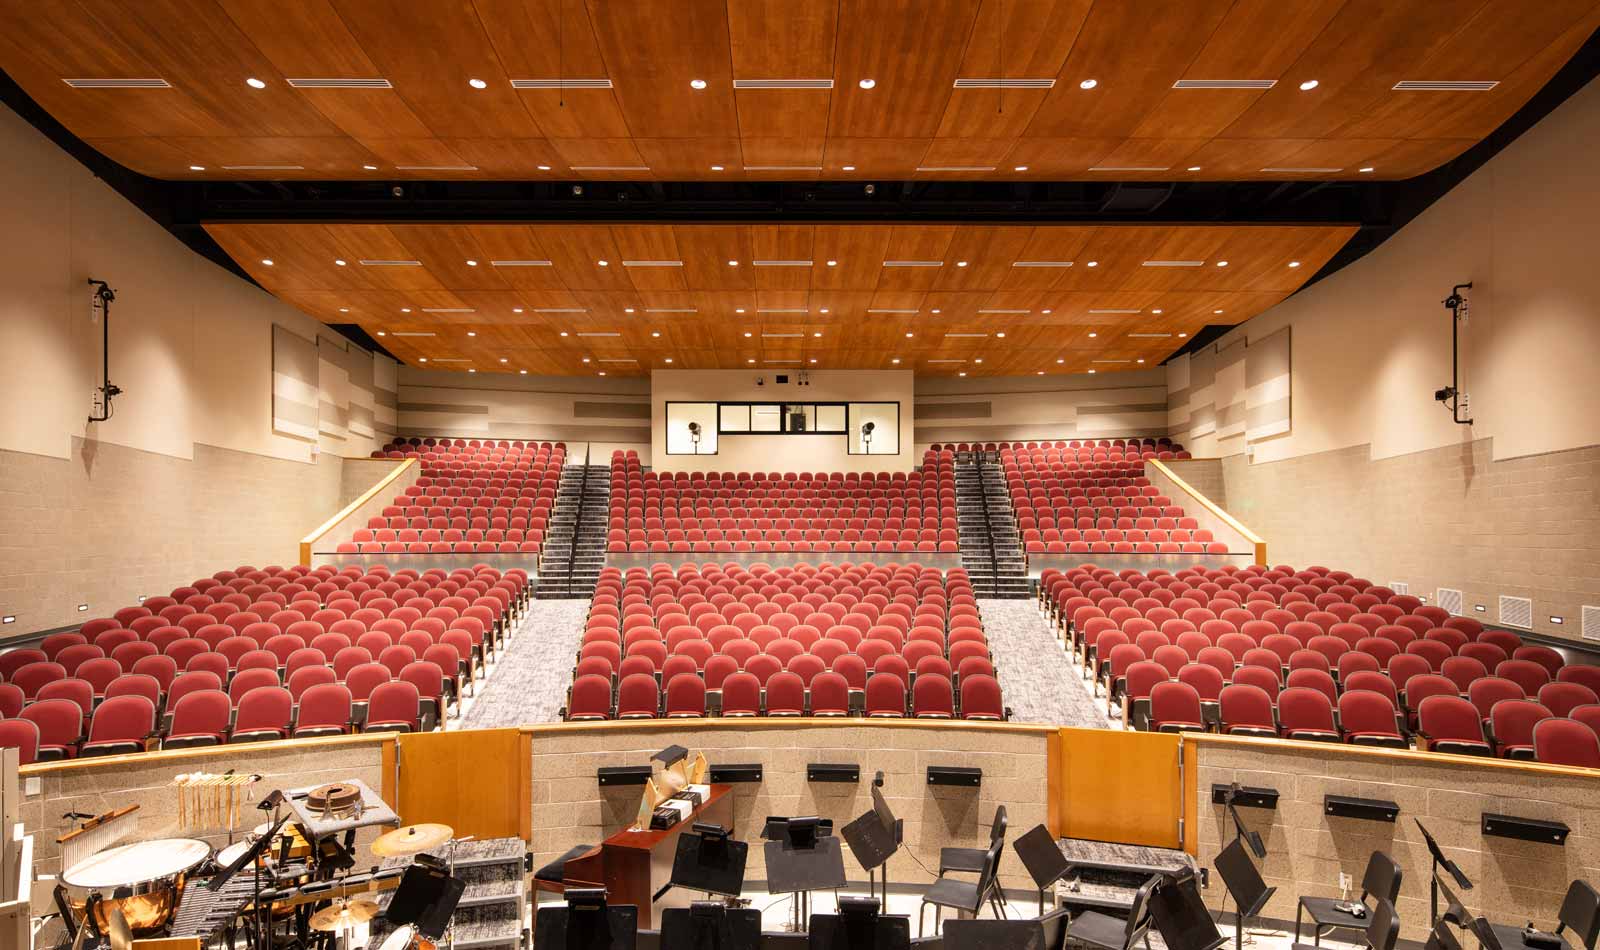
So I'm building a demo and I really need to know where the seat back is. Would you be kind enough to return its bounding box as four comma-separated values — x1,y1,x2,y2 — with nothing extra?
1534,717,1600,769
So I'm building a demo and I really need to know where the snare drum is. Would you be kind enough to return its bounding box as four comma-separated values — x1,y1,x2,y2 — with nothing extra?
379,924,438,950
62,837,211,935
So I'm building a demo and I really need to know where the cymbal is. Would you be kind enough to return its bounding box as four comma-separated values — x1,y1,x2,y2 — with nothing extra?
309,898,380,932
372,823,454,857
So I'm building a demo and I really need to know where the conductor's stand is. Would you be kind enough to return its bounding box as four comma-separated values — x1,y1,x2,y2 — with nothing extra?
763,817,847,934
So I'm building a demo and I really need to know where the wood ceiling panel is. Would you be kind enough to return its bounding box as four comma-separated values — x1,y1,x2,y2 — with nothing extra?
5,0,1590,182
205,221,1352,376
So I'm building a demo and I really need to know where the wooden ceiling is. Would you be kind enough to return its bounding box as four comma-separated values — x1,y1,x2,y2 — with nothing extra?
3,1,1597,182
206,222,1355,376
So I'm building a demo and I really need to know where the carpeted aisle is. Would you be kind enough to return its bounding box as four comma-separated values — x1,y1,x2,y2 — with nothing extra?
459,599,590,728
978,599,1110,728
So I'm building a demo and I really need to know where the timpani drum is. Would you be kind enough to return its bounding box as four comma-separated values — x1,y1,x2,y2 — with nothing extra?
61,837,211,935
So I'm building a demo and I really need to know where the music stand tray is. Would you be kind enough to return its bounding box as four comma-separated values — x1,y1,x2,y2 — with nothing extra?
765,837,847,895
534,903,640,950
666,830,749,899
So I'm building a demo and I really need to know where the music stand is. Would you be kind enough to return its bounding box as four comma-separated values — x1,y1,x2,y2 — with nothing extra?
1215,838,1275,950
387,859,466,940
659,902,761,950
1416,819,1474,927
942,918,1049,950
1013,824,1074,915
808,896,911,950
533,888,640,950
765,818,846,933
842,775,902,907
653,823,749,903
1151,871,1227,950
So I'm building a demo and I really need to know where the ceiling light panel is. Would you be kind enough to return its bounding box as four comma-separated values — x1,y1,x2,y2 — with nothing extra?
752,260,814,267
512,79,613,89
490,260,552,267
1089,166,1170,172
1392,80,1499,91
388,331,437,337
396,164,477,171
420,307,475,313
286,78,391,88
734,79,833,89
534,307,587,313
743,165,823,171
575,332,621,337
883,260,943,267
620,260,683,267
63,77,170,88
222,164,305,170
1012,261,1072,267
1088,308,1141,314
1127,332,1173,338
953,78,1056,89
359,259,422,266
915,166,996,172
1142,260,1205,267
1171,79,1276,89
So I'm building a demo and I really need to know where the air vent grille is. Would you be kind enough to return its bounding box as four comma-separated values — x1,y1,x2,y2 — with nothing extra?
512,79,613,89
734,79,833,89
1172,79,1277,90
954,78,1056,89
1582,606,1600,642
1499,595,1533,630
286,78,392,88
64,78,170,88
1393,81,1499,91
1390,581,1409,596
1437,588,1464,615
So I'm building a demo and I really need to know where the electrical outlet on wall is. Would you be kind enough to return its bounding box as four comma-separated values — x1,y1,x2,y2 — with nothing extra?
1339,872,1353,899
1459,392,1470,415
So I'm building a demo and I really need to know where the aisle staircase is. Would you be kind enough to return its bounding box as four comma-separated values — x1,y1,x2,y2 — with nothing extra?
955,449,1030,598
534,460,610,598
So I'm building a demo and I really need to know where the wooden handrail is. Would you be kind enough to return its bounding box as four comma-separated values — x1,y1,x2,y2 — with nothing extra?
297,457,418,566
1147,458,1267,566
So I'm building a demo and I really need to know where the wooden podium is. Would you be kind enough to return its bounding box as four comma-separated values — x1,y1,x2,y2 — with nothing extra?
560,784,734,929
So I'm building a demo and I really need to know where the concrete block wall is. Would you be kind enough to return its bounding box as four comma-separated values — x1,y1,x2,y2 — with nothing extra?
528,722,1052,892
1192,736,1600,942
1216,438,1600,641
0,439,351,634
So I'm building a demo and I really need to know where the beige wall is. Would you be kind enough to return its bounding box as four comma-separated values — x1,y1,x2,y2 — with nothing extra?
0,102,387,634
915,369,1169,448
397,367,652,464
529,721,1051,891
1191,735,1600,943
1164,77,1600,637
651,370,917,473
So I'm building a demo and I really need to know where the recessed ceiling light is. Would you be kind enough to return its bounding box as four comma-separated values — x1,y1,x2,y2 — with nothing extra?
1289,261,1301,268
809,358,818,364
905,332,914,338
1137,358,1146,363
727,260,738,266
468,368,477,373
624,307,635,313
747,358,756,364
500,358,508,363
859,79,876,89
375,329,384,334
651,331,661,337
826,260,838,267
1179,332,1189,338
363,164,377,170
1042,308,1052,314
339,307,349,312
1299,79,1319,91
261,258,274,265
469,78,487,89
956,260,968,268
467,331,477,337
246,77,266,89
996,332,1006,338
335,259,346,266
820,308,829,314
1088,368,1096,374
597,260,608,266
1187,166,1201,172
711,164,724,171
538,164,551,171
665,357,673,363
400,307,412,312
1359,167,1375,173
975,358,983,364
559,331,568,337
892,358,901,364
1086,261,1098,267
1014,165,1029,171
1152,308,1163,314
931,309,941,314
466,259,478,266
512,307,523,313
1216,260,1228,267
1088,332,1097,338
582,357,590,363
735,308,745,314
1213,309,1224,314
842,165,855,171
959,371,967,377
598,371,606,376
189,164,205,171
744,332,753,337
520,369,528,374
813,331,822,337
1079,79,1098,90
419,358,427,363
1056,358,1065,364
1037,371,1044,375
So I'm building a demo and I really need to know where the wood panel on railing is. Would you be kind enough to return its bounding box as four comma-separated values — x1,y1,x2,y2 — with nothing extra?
1057,727,1183,848
396,728,531,842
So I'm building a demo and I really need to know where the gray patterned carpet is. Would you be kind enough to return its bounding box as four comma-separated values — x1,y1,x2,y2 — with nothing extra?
459,599,589,727
979,599,1110,729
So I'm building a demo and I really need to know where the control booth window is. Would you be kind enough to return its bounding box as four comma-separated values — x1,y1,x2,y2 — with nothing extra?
665,402,717,455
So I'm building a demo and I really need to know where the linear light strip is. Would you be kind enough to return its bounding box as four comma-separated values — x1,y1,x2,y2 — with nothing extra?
534,308,587,313
734,79,833,89
490,260,552,267
1093,359,1133,364
1172,79,1276,90
1128,332,1173,338
64,78,170,88
927,359,967,363
743,165,823,171
953,78,1055,89
359,259,422,266
645,308,696,313
222,164,305,170
752,260,813,267
866,309,918,314
428,358,469,362
1012,261,1072,267
598,358,638,363
575,332,622,337
388,331,436,337
1142,260,1204,267
1259,166,1342,173
1088,308,1142,314
620,260,683,267
883,261,943,267
756,309,808,314
944,333,988,338
286,78,392,88
1089,166,1170,172
396,165,478,171
420,308,475,313
1393,80,1498,91
762,333,804,338
916,166,996,172
978,308,1030,314
570,165,650,171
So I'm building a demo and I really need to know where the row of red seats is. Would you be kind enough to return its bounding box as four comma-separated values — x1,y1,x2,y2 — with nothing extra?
569,668,1003,720
565,564,1003,720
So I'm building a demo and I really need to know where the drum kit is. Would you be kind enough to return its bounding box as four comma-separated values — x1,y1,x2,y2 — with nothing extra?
52,785,465,950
